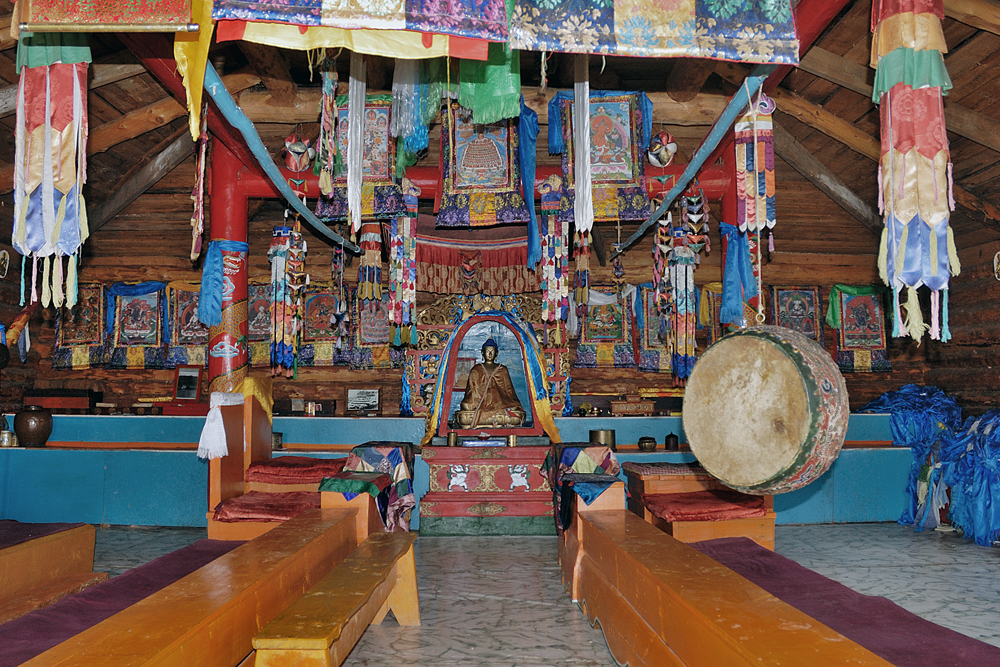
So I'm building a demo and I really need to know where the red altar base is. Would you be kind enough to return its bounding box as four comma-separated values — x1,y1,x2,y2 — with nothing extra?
419,446,552,519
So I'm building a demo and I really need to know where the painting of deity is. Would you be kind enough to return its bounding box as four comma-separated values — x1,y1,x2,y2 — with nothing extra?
586,303,625,342
453,108,510,190
358,293,391,345
840,293,887,349
303,291,343,341
115,292,161,347
771,286,823,344
248,283,272,341
174,289,209,346
60,283,103,346
337,104,392,182
589,98,635,182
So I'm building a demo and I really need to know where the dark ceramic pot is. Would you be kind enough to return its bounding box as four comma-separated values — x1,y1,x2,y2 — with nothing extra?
14,405,53,448
638,436,657,452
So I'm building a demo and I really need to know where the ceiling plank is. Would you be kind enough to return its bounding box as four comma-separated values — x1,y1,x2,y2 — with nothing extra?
944,0,1000,36
799,46,1000,155
238,42,298,107
0,14,14,51
666,59,716,103
772,121,881,235
89,126,196,233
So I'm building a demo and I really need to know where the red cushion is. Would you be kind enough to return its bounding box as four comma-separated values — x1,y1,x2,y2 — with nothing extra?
213,491,319,522
245,457,347,484
642,489,766,522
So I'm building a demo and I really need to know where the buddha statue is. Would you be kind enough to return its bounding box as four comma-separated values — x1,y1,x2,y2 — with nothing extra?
454,338,526,429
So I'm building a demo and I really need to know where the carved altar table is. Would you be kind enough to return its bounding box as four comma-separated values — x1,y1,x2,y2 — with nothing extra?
418,446,555,535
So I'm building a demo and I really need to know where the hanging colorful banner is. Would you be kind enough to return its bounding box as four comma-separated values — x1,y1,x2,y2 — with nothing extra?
25,0,192,27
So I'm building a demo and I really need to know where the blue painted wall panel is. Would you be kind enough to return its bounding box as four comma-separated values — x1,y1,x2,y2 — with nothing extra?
102,452,208,527
0,449,106,524
774,467,836,524
832,448,912,523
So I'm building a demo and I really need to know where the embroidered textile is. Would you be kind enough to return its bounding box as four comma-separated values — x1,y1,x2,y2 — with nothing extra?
539,175,569,322
53,283,104,370
351,291,404,370
296,284,353,367
27,0,191,26
770,286,823,345
343,444,415,532
314,95,405,222
735,92,776,233
542,444,620,530
872,0,958,342
509,0,798,63
574,287,637,369
436,102,533,228
549,91,652,225
212,0,508,41
698,282,725,345
826,285,891,373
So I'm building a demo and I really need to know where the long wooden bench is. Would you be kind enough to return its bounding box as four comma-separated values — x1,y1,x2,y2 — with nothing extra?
25,508,359,667
560,488,894,667
252,532,419,667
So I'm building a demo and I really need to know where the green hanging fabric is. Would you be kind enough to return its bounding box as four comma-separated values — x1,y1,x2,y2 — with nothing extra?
457,0,520,124
825,284,888,329
16,33,91,72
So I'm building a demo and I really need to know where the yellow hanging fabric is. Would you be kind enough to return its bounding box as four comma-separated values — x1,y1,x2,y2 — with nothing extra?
174,0,216,141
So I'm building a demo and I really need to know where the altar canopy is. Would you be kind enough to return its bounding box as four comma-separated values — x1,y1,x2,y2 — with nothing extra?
872,0,959,342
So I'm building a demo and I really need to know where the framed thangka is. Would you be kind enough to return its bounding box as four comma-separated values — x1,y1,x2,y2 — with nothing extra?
635,283,671,373
53,283,105,370
549,91,653,224
770,286,823,345
574,287,637,369
105,282,168,370
436,102,533,228
351,291,404,370
298,284,352,367
247,281,272,368
167,283,208,368
827,285,891,373
314,94,405,221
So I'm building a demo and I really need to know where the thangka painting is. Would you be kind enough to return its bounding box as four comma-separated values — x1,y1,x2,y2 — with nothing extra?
437,103,532,228
351,291,405,370
247,281,272,368
166,284,208,368
106,284,168,370
510,0,798,63
298,285,352,367
635,284,671,373
53,283,105,370
835,291,891,373
770,286,823,345
550,91,652,224
574,288,637,369
212,0,507,41
314,95,405,222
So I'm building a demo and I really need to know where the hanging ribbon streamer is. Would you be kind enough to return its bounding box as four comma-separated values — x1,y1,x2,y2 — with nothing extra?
357,222,383,303
190,103,209,261
389,178,419,346
539,175,568,322
572,54,593,235
347,52,366,234
719,222,759,326
268,217,308,377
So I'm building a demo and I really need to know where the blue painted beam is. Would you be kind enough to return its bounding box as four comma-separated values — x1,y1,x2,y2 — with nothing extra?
611,64,776,259
202,65,361,254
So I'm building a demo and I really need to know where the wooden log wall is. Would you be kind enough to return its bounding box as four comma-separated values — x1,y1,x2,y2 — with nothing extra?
16,122,930,417
0,236,35,414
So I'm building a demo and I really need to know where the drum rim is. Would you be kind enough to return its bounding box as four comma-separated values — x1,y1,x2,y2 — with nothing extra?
683,325,848,494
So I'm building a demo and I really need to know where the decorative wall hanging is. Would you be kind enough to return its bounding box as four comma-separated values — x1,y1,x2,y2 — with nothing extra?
315,54,338,196
415,214,540,295
457,0,522,125
297,283,353,367
573,286,637,370
872,0,959,342
635,283,670,373
212,0,508,41
105,282,169,370
509,0,798,63
52,282,105,370
698,282,725,346
269,223,309,376
167,281,209,368
436,101,534,229
539,175,569,323
189,107,209,261
281,132,315,197
389,179,419,346
247,280,273,368
357,221,383,303
770,285,823,345
549,91,654,227
826,285,891,374
12,33,91,310
351,291,405,370
24,0,193,29
313,94,406,224
735,91,776,240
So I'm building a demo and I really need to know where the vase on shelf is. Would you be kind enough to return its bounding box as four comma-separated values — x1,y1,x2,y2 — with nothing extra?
14,405,53,448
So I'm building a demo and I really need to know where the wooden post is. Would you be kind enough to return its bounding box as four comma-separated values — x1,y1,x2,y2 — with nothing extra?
207,140,249,394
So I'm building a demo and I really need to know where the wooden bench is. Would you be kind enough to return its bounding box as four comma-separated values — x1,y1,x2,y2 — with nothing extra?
0,524,108,623
252,532,420,667
623,462,776,550
559,488,893,667
25,508,359,667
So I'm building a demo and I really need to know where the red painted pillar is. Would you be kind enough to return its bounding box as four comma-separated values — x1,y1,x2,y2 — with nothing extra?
207,140,250,393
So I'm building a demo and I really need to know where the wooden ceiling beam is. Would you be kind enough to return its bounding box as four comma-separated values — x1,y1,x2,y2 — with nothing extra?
799,46,1000,155
0,14,15,51
238,42,298,107
666,59,716,103
0,62,146,119
944,0,1000,36
772,121,881,235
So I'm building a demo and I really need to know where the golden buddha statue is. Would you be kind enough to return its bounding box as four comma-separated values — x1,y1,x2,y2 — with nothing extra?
454,338,526,428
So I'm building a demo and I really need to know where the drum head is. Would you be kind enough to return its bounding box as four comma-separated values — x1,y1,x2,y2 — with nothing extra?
683,332,812,490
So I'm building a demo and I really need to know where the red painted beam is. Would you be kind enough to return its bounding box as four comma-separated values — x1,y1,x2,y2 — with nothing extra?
764,0,855,93
237,164,731,202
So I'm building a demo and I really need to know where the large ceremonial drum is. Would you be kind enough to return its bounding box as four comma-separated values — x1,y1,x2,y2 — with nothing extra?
682,326,849,495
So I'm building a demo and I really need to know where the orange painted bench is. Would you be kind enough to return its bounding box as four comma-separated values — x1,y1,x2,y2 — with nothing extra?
25,508,359,667
623,462,776,550
251,532,420,667
0,525,107,623
559,488,893,667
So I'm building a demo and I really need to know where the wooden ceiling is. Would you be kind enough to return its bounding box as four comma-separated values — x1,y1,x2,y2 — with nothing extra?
0,0,998,255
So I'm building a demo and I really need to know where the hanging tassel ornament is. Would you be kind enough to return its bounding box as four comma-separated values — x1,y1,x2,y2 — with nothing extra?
346,52,366,234
539,175,568,322
190,103,209,261
357,222,383,304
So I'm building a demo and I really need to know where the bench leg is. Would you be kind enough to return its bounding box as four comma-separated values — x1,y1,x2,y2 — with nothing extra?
372,543,420,627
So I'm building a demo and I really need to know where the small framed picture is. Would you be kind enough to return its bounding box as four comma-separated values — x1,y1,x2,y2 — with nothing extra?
174,365,203,402
346,388,380,416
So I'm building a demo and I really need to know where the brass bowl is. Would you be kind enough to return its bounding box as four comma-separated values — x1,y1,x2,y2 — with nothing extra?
638,436,657,452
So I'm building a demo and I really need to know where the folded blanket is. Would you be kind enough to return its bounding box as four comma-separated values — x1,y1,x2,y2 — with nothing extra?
213,491,319,522
246,456,346,484
642,489,765,522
